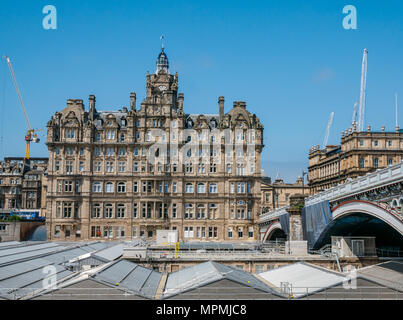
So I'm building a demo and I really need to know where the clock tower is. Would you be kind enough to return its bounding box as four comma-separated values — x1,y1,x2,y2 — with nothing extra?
142,46,179,115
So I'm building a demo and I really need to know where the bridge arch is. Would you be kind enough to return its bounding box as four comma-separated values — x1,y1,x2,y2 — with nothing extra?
332,200,403,235
312,200,403,249
262,222,286,242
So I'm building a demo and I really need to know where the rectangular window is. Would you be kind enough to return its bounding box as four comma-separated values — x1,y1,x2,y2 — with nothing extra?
208,227,213,238
118,148,126,156
94,147,102,156
106,162,114,173
237,182,245,193
238,227,243,238
374,158,379,168
133,203,138,218
106,147,114,156
55,161,60,172
94,161,101,172
388,158,393,166
172,203,177,218
132,226,137,238
133,181,138,193
79,161,84,172
64,181,73,192
65,161,73,174
118,161,126,172
133,162,139,172
228,227,233,238
106,130,115,140
172,182,177,193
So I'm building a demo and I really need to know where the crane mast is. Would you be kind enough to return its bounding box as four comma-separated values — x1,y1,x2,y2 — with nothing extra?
358,49,368,132
352,101,358,126
323,112,334,149
3,56,40,160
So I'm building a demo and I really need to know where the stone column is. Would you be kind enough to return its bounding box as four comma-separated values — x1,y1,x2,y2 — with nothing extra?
286,194,308,255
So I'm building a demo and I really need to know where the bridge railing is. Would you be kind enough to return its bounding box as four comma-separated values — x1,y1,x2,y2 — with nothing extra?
306,161,403,206
259,206,289,223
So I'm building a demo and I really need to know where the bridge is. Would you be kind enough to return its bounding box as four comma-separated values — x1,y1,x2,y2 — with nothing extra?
259,161,403,251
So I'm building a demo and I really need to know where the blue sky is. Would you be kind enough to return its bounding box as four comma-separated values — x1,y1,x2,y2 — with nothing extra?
1,0,403,182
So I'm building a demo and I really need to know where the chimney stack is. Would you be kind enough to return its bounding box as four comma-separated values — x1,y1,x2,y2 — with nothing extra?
130,92,136,111
89,95,96,120
178,93,184,112
218,96,224,120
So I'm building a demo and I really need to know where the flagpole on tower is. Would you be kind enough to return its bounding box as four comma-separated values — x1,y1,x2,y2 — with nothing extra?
160,35,165,50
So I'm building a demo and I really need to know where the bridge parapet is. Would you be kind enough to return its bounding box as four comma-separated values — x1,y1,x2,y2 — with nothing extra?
259,206,289,225
306,161,403,206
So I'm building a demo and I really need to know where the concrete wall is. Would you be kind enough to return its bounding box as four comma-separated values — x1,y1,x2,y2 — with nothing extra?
0,221,45,242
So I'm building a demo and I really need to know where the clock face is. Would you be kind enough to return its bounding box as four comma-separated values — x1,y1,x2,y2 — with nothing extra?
159,85,167,91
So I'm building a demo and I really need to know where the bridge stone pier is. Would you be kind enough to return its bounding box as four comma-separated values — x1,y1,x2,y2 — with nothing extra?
259,161,403,253
285,194,308,255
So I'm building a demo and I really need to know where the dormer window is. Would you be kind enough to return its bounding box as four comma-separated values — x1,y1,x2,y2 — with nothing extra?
210,120,217,128
106,130,115,140
65,128,76,139
187,119,193,128
121,118,127,126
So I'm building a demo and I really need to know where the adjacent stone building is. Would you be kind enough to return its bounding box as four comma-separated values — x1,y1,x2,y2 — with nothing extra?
0,157,48,211
45,47,264,242
308,125,403,193
261,176,309,212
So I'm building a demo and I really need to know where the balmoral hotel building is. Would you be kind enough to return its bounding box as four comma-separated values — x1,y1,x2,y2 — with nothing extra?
308,124,403,193
45,48,264,241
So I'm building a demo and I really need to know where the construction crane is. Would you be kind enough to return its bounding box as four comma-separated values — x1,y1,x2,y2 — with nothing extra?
3,56,40,160
351,101,358,126
357,49,368,132
395,93,398,128
323,112,334,149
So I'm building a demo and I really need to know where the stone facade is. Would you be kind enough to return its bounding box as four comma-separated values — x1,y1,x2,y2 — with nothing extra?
308,125,403,193
45,48,264,242
261,177,309,212
0,157,48,212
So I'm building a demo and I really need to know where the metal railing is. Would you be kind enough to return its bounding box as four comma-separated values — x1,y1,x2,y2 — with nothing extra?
1,285,401,300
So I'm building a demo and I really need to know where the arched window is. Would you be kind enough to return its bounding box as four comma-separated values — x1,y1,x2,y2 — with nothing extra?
117,204,125,218
197,204,206,219
187,149,192,157
104,204,113,218
92,204,101,218
185,183,193,193
93,182,101,193
105,182,114,193
185,204,194,219
120,133,125,142
117,182,126,193
197,183,205,193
